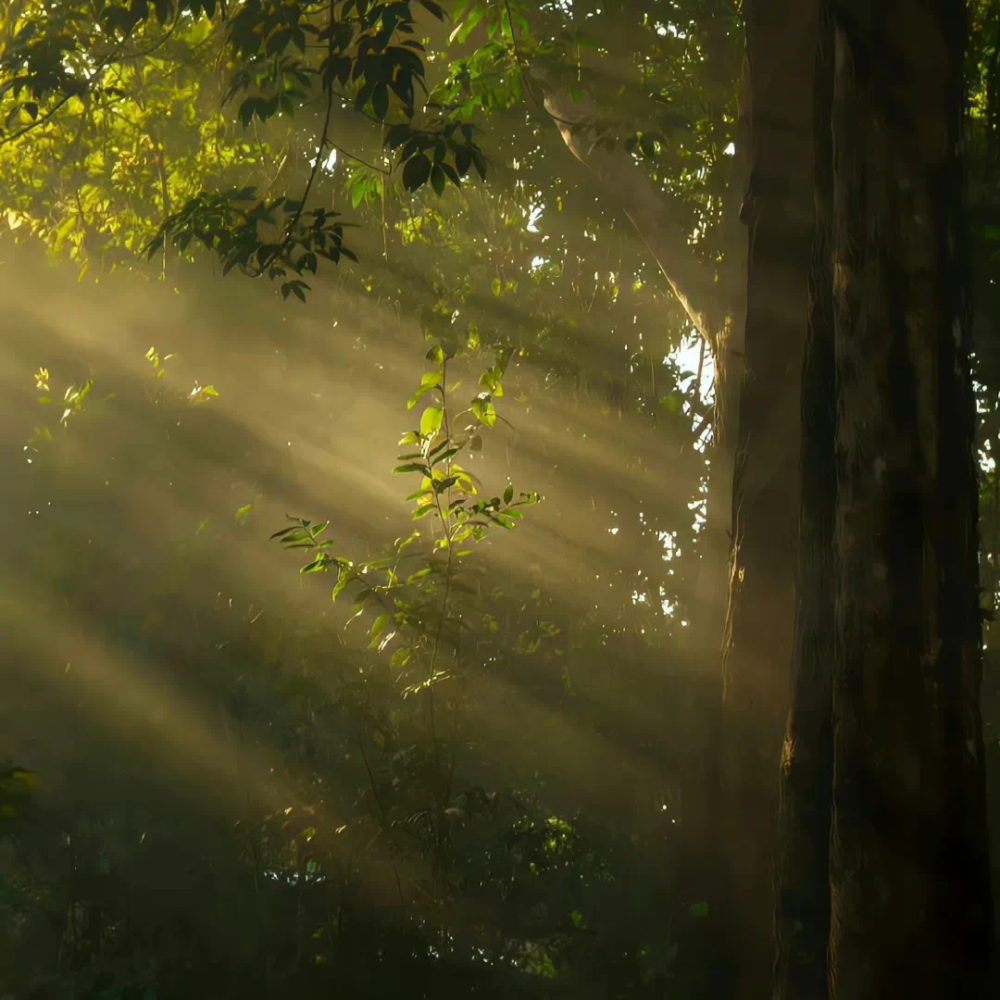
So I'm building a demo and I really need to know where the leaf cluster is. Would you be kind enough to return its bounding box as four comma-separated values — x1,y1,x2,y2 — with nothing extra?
272,338,539,699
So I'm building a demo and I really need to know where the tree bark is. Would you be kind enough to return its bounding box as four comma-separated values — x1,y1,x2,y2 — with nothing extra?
772,2,834,997
828,2,995,996
540,11,816,993
718,1,817,994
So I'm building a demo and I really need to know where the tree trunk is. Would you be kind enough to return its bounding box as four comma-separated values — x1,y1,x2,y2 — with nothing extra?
828,2,995,996
772,2,834,997
719,0,817,993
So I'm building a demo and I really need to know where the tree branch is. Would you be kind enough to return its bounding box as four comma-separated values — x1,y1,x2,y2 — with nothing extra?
541,85,728,348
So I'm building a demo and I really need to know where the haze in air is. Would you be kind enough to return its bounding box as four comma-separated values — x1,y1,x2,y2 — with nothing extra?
0,3,997,999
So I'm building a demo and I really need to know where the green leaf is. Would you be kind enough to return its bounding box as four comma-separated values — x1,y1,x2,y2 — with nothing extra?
471,398,497,427
332,566,351,601
385,123,411,149
407,385,431,409
407,370,442,409
402,153,432,192
239,96,267,127
453,4,486,43
471,149,489,181
270,524,304,540
394,463,430,474
478,369,503,396
370,613,390,640
503,484,514,505
371,83,390,121
420,406,444,438
432,446,461,465
281,280,310,302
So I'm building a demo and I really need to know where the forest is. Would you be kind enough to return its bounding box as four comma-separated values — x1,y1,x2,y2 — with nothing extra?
0,0,997,997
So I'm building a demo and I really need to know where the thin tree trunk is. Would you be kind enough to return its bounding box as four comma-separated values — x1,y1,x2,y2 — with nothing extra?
828,2,995,996
772,2,835,996
719,1,817,993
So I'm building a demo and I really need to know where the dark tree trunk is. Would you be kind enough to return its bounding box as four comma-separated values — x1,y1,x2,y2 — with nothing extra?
772,3,835,997
828,1,995,996
720,1,816,993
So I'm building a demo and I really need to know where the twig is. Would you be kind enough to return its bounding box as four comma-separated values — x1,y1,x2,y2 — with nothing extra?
0,91,74,147
357,730,386,825
689,410,713,445
117,15,182,61
425,358,456,798
282,86,334,243
694,336,706,408
332,141,390,175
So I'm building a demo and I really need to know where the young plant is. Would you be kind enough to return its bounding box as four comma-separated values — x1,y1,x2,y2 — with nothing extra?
272,337,539,798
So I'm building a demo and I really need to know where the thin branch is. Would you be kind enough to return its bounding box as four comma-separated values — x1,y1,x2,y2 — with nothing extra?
332,141,390,175
116,15,182,61
282,73,335,243
694,336,706,409
504,0,524,66
0,91,75,147
329,87,387,127
425,360,454,796
357,730,386,826
686,410,713,451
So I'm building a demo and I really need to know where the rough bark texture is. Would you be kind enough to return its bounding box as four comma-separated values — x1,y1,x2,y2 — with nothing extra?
719,1,816,993
541,11,818,992
828,2,995,996
772,3,834,997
